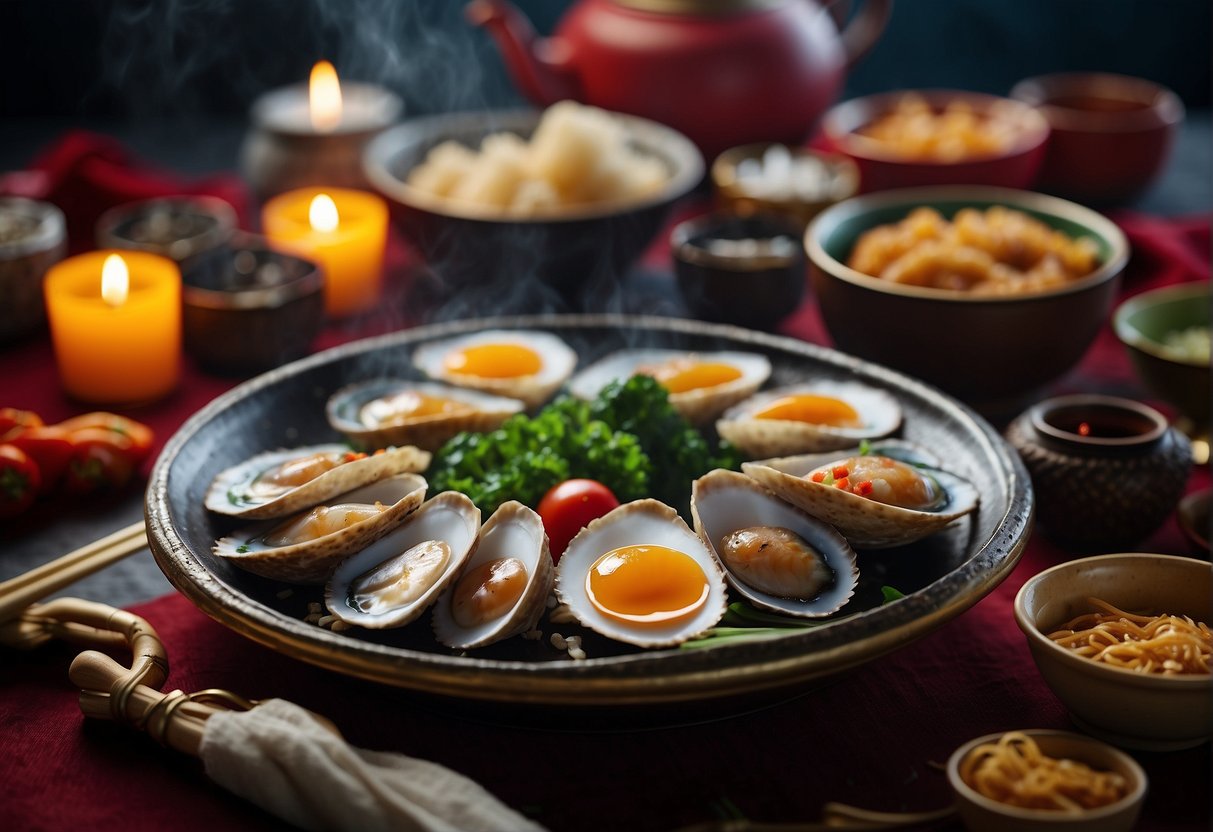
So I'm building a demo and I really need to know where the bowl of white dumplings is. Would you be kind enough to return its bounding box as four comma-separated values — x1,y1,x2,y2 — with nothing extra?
364,101,703,309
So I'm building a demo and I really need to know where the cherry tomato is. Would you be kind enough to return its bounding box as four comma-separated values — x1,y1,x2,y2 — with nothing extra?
56,412,154,464
6,426,73,494
62,428,137,495
0,408,44,442
536,479,620,562
0,444,42,518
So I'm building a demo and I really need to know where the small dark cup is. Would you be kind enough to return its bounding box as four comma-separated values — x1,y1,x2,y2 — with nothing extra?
671,214,806,331
182,234,324,374
0,197,66,342
96,196,237,274
1006,394,1191,550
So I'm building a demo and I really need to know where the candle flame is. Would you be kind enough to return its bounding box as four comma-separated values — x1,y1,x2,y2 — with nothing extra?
309,194,339,233
309,60,342,132
100,254,129,307
1077,421,1091,437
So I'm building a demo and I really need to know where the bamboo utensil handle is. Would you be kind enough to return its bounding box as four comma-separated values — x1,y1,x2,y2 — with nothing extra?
0,520,147,624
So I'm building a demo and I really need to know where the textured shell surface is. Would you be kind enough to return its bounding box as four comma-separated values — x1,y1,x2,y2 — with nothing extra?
567,348,771,424
432,501,555,650
691,468,858,618
554,499,728,648
212,473,427,584
411,329,578,410
716,381,902,460
204,444,431,520
326,379,525,452
324,491,482,629
742,442,979,549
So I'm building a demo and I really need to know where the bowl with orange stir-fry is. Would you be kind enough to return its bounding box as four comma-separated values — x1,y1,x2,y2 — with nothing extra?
947,730,1146,832
821,90,1050,193
806,186,1128,412
1014,553,1213,751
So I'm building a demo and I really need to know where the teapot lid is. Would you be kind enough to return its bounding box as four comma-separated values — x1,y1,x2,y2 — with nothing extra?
613,0,786,14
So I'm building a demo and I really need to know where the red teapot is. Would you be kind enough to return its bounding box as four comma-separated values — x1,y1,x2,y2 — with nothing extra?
468,0,892,161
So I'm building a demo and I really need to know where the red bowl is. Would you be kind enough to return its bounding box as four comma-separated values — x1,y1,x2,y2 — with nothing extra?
821,90,1050,194
1011,72,1184,205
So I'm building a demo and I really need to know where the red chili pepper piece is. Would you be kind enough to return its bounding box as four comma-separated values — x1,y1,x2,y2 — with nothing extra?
0,444,41,517
834,477,850,491
855,480,874,496
832,465,850,479
810,471,826,483
6,426,73,494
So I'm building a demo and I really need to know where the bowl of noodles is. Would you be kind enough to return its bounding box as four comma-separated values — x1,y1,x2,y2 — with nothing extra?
363,102,703,311
947,730,1146,832
1014,553,1213,751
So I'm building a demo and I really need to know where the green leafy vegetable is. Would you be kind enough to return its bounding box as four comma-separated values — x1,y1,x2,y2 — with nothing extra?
426,374,741,517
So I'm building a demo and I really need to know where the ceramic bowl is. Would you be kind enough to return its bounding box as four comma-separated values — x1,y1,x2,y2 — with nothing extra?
806,186,1128,412
711,143,858,230
1010,73,1184,205
1005,395,1191,550
671,213,806,330
1014,553,1213,751
180,233,324,374
363,109,703,313
820,90,1050,193
1113,282,1211,428
947,730,1147,832
0,197,67,342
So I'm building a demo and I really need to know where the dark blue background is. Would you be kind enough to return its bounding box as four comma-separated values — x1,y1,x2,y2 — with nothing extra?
2,0,1208,118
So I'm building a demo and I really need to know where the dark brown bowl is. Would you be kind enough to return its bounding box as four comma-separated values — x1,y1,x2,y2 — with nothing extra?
181,234,324,374
1011,73,1184,205
671,213,806,330
806,187,1129,414
362,109,703,313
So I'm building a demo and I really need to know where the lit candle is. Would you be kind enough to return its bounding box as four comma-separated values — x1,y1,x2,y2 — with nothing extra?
241,60,402,199
262,187,387,318
43,251,181,404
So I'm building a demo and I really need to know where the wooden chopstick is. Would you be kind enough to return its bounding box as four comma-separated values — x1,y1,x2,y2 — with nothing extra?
0,521,147,623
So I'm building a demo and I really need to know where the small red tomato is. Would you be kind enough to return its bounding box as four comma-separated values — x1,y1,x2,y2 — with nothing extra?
6,426,73,494
536,479,620,562
0,444,42,518
62,428,137,495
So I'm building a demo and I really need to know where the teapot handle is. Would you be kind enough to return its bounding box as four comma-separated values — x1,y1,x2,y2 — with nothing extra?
830,0,894,70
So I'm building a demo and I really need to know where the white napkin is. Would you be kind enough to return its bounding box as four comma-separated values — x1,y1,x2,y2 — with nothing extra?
199,698,547,832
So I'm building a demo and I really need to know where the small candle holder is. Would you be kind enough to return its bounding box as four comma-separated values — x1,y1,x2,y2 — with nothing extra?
0,197,66,342
181,233,324,374
240,82,402,201
1006,394,1191,549
96,196,237,275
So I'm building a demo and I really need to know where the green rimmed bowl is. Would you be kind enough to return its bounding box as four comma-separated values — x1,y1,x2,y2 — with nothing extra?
806,186,1129,414
1113,282,1211,427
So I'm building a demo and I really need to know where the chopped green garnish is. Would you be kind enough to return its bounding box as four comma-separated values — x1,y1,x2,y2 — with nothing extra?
858,438,871,456
427,376,739,518
881,585,906,602
236,544,250,554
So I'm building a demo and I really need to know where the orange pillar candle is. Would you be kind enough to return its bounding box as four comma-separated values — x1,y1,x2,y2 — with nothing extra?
262,187,388,317
43,251,181,404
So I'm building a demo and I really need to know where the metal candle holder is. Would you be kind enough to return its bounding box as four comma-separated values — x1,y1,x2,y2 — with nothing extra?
241,81,403,201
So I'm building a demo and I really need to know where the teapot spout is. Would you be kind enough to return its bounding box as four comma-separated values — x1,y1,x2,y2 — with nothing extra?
466,0,580,106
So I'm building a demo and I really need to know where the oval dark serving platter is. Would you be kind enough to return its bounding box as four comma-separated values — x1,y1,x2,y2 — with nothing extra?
146,315,1033,706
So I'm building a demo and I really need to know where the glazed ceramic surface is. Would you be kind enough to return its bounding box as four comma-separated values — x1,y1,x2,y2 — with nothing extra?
147,315,1032,705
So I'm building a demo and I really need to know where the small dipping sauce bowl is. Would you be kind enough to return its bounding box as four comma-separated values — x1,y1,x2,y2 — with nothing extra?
671,214,806,330
712,143,858,230
0,197,67,342
181,233,324,374
947,729,1147,831
242,81,402,201
96,196,238,275
1011,73,1184,205
1005,394,1190,549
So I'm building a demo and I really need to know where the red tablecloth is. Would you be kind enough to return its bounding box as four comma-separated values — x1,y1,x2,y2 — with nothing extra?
0,165,1209,830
